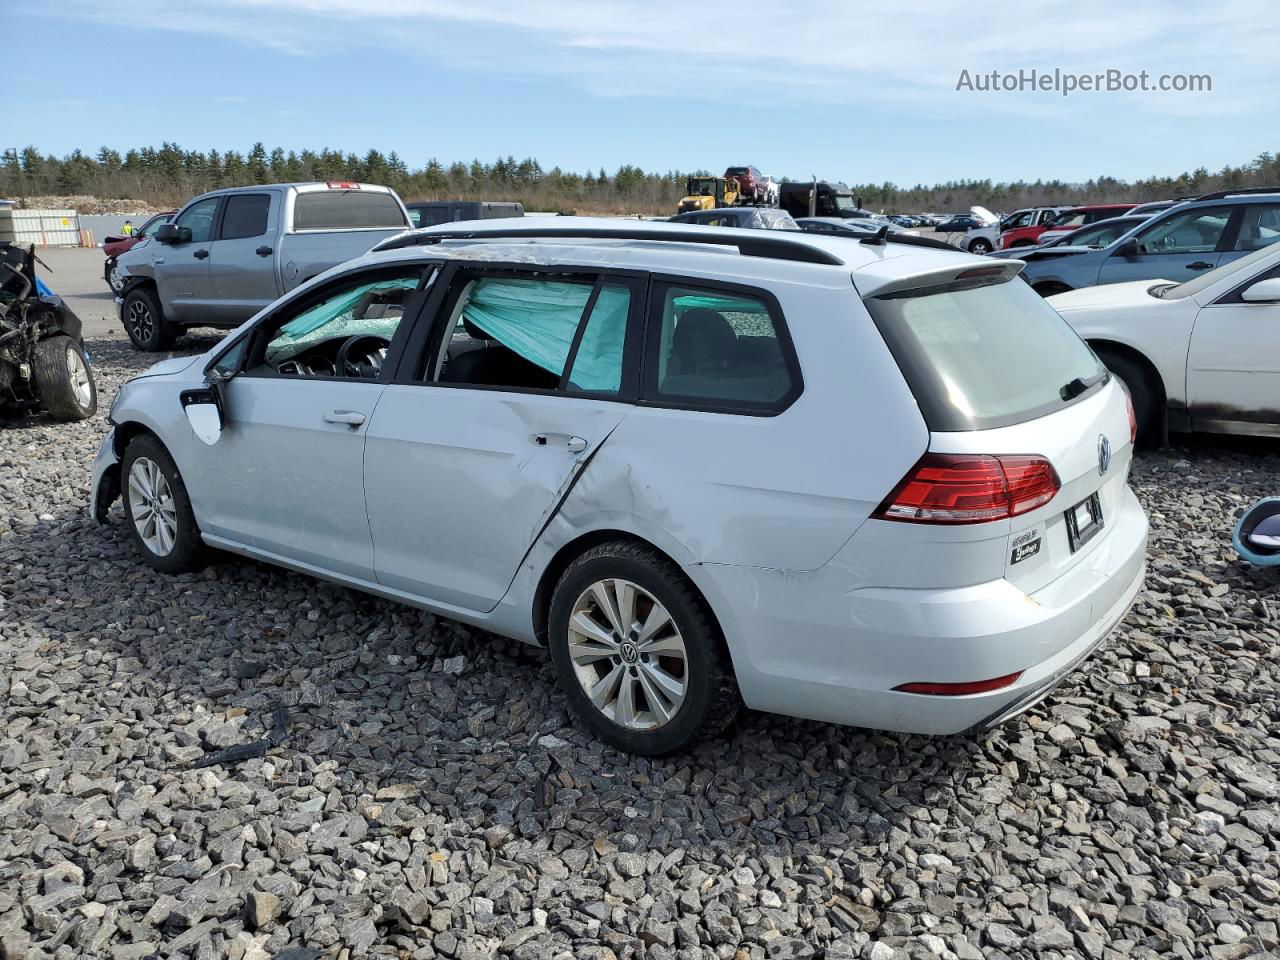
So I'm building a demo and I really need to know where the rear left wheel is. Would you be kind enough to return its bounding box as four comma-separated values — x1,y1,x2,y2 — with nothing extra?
548,541,740,755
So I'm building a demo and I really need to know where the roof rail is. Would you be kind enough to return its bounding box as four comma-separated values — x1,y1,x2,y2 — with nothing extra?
372,225,846,266
1192,186,1280,202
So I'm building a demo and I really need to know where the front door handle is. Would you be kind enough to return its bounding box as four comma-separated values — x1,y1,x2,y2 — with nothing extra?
1187,261,1214,270
193,248,209,260
532,434,589,453
322,410,366,427
256,245,273,257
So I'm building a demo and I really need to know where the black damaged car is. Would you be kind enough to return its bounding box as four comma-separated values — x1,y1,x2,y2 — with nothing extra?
0,242,98,421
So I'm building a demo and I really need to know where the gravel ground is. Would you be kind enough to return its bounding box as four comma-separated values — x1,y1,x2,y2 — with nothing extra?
2,339,1278,960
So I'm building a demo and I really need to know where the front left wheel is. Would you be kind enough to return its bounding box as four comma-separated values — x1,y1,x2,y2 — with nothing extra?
121,435,207,573
548,541,741,755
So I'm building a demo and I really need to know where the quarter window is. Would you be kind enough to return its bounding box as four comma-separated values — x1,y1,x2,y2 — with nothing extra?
1233,204,1280,252
647,285,796,411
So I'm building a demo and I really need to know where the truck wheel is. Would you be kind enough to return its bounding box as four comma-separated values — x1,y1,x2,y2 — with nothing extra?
32,335,98,421
104,258,126,293
123,287,177,352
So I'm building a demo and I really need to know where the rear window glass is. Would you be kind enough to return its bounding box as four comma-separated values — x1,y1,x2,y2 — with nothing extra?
221,194,270,240
866,277,1105,431
649,286,795,411
292,191,408,230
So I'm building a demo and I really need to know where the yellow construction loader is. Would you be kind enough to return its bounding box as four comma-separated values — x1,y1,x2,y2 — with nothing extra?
677,177,741,214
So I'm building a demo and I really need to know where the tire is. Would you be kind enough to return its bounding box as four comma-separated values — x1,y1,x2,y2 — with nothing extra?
120,434,207,573
32,336,97,421
968,238,993,255
122,287,178,352
1095,348,1159,448
547,541,741,755
105,259,125,294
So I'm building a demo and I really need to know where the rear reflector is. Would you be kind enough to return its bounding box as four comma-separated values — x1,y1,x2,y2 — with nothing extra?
894,671,1022,695
875,453,1060,524
1124,389,1137,445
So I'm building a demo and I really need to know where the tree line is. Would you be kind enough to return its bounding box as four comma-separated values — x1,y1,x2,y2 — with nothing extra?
4,142,1280,215
0,143,698,216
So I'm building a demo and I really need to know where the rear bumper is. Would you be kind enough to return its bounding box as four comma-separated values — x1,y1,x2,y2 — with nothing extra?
693,486,1148,735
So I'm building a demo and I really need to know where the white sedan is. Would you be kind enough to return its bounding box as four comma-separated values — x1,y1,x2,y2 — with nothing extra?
1050,241,1280,445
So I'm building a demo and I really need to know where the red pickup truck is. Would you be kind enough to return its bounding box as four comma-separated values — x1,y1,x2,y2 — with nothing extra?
998,203,1135,249
102,211,175,292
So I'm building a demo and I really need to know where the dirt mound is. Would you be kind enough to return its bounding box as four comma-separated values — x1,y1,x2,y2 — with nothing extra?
2,195,158,215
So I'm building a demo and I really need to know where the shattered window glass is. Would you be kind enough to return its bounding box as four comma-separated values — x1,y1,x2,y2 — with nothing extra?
264,274,422,366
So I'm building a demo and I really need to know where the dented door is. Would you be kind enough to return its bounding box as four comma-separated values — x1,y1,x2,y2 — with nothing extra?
363,387,629,611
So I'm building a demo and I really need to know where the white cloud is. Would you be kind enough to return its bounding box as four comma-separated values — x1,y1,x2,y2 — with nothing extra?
51,0,1275,173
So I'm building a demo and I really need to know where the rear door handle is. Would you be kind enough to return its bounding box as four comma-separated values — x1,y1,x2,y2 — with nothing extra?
256,245,273,257
1187,261,1214,270
193,248,209,260
322,410,366,427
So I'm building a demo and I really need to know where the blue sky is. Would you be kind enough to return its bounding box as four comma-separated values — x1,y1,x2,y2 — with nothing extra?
6,0,1276,186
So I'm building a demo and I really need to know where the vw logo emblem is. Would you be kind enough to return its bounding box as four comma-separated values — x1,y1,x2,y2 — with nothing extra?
1097,434,1111,476
619,641,639,664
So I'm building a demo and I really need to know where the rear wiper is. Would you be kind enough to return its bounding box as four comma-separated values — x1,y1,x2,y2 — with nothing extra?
1059,377,1090,401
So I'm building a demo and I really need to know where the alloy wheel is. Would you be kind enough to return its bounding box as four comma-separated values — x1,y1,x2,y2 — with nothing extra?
566,578,688,730
67,346,92,410
128,457,178,556
127,300,154,344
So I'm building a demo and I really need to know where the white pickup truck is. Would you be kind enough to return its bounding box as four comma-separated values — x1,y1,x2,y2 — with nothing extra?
115,181,411,351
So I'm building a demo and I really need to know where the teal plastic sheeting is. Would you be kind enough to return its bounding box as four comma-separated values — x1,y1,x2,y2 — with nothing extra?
464,278,629,392
267,276,419,362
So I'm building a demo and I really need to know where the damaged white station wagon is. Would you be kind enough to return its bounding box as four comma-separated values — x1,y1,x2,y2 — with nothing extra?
92,219,1148,755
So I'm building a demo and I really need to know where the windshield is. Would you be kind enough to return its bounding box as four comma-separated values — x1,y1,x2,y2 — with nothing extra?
1156,241,1280,300
865,276,1105,431
688,179,716,196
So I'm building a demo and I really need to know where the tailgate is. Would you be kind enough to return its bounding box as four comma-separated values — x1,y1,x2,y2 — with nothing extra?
929,379,1133,594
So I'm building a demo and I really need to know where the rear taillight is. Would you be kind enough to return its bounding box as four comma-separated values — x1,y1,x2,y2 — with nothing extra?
875,454,1060,524
894,671,1023,695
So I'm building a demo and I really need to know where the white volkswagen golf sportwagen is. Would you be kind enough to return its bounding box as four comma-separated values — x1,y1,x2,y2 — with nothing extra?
92,219,1147,755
